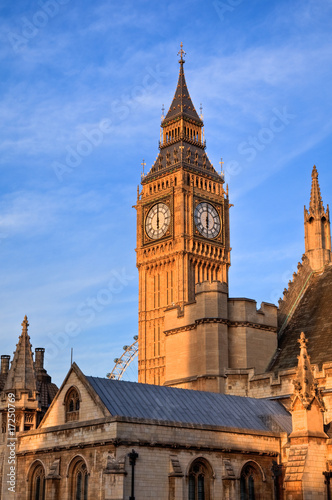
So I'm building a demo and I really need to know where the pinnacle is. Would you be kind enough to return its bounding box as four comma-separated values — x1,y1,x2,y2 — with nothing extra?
309,165,324,216
292,332,325,411
3,316,37,393
22,315,29,331
312,165,318,178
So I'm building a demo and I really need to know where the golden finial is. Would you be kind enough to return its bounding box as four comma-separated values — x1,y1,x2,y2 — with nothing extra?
178,42,186,63
219,158,225,179
141,159,146,177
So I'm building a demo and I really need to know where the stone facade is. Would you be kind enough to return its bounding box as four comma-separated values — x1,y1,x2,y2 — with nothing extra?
12,364,287,500
164,281,277,392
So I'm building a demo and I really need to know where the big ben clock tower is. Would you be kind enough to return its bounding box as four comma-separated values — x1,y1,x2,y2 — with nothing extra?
135,45,231,386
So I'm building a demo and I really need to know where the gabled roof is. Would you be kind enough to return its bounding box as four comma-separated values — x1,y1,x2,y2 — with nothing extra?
271,264,332,371
38,362,109,428
87,376,291,433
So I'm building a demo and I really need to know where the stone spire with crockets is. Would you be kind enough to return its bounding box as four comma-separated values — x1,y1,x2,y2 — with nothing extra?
304,166,331,270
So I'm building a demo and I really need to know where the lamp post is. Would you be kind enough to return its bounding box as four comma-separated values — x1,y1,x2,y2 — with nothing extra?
129,449,139,500
323,471,332,500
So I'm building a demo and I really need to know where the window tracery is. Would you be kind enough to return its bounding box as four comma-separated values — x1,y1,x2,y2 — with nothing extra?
188,458,212,500
29,462,45,500
65,387,80,422
69,458,89,500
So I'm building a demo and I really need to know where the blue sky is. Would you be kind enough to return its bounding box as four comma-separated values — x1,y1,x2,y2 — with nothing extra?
1,0,332,386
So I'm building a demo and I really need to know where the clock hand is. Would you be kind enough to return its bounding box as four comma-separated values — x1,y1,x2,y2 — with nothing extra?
157,204,160,229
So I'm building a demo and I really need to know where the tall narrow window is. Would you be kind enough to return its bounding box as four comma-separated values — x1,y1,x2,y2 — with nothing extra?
167,271,174,305
29,462,45,500
188,458,212,500
157,325,160,356
154,274,160,308
166,271,173,305
240,462,262,500
70,458,88,500
189,476,195,500
166,272,169,304
153,323,161,357
65,387,80,422
170,271,173,303
154,324,156,357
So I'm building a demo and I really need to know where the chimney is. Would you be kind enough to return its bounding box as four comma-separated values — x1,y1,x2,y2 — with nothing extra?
35,348,45,370
1,355,10,375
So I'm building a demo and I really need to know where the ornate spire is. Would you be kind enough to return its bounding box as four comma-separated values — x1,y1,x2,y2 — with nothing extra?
143,46,222,182
3,315,37,393
291,332,325,411
309,165,324,216
164,44,201,123
304,166,331,270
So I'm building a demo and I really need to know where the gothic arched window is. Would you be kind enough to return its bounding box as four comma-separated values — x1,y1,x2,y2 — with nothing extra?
188,458,213,500
240,461,263,500
65,387,80,422
29,462,45,500
69,458,89,500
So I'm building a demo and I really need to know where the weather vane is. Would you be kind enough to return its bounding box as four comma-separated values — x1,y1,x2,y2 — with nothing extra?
219,158,224,179
178,42,186,62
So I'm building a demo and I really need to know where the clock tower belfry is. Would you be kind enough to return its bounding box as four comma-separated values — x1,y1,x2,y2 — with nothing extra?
135,46,230,386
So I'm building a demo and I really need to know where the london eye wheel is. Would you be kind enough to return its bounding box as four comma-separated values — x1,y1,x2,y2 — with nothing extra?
107,335,138,381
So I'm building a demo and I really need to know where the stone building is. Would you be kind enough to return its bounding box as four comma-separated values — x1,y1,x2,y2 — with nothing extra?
1,47,332,499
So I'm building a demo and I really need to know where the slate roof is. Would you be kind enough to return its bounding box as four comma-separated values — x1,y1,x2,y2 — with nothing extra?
37,380,59,410
271,264,332,372
144,145,219,182
164,60,201,123
86,376,291,434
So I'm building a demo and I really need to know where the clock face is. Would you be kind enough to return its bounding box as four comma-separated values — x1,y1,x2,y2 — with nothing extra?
145,202,171,239
194,202,221,239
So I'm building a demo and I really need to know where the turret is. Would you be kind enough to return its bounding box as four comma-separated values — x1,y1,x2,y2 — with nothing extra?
3,315,37,395
304,165,331,270
0,317,58,433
